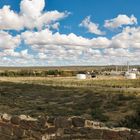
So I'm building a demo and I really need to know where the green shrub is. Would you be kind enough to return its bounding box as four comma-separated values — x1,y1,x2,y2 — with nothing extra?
119,105,140,129
91,108,109,122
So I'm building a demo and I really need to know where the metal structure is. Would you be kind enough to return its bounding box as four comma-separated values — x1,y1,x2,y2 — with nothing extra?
125,62,137,79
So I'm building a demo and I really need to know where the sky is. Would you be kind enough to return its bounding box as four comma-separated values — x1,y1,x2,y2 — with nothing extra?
0,0,140,66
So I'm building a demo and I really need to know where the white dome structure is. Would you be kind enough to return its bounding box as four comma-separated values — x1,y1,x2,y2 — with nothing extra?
76,74,86,80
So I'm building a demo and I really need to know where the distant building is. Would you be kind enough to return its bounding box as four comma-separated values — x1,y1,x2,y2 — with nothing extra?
91,73,96,78
125,72,136,79
76,74,86,79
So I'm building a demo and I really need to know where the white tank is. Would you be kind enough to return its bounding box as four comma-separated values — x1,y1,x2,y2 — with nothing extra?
125,72,136,79
76,74,86,80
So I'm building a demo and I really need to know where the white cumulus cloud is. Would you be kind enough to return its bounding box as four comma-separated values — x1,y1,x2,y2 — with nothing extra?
21,29,110,49
0,31,20,49
0,0,69,30
110,26,140,49
104,14,137,29
0,0,140,66
80,16,105,35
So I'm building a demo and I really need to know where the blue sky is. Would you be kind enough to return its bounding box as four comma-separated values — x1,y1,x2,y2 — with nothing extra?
0,0,140,66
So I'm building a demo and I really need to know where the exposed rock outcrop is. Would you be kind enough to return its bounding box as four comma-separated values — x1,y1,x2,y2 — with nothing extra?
0,113,140,140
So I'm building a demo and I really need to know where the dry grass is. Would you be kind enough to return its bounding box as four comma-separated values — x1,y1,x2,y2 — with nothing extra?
0,76,140,128
0,76,139,89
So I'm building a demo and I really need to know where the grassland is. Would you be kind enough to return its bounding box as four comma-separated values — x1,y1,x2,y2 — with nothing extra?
0,76,140,129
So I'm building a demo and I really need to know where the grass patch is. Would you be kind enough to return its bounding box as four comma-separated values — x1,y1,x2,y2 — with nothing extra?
0,77,140,129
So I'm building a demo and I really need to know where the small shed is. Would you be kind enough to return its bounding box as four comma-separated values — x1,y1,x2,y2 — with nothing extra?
91,73,96,78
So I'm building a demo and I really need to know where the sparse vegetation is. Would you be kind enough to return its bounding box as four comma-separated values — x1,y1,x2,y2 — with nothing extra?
0,76,140,129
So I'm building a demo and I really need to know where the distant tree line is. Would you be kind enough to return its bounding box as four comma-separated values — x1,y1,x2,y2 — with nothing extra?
0,69,103,77
0,69,78,77
0,66,139,77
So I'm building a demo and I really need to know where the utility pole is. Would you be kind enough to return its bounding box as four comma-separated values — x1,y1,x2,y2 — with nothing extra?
127,61,130,72
116,65,118,72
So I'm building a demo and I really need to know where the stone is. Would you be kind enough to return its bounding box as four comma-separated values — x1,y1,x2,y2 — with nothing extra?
19,115,39,131
0,114,140,140
0,134,12,140
20,120,38,130
47,116,55,125
64,128,79,134
42,133,56,140
38,117,48,128
31,131,42,140
56,128,64,137
41,127,57,134
1,124,13,136
19,115,37,121
11,116,21,125
1,113,11,122
132,131,140,140
70,135,87,139
119,129,131,140
23,130,32,138
79,127,103,139
85,120,102,128
54,117,72,128
13,126,24,138
103,129,123,140
71,117,85,127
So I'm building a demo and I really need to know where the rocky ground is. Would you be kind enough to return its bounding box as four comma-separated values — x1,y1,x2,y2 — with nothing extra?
0,113,140,140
